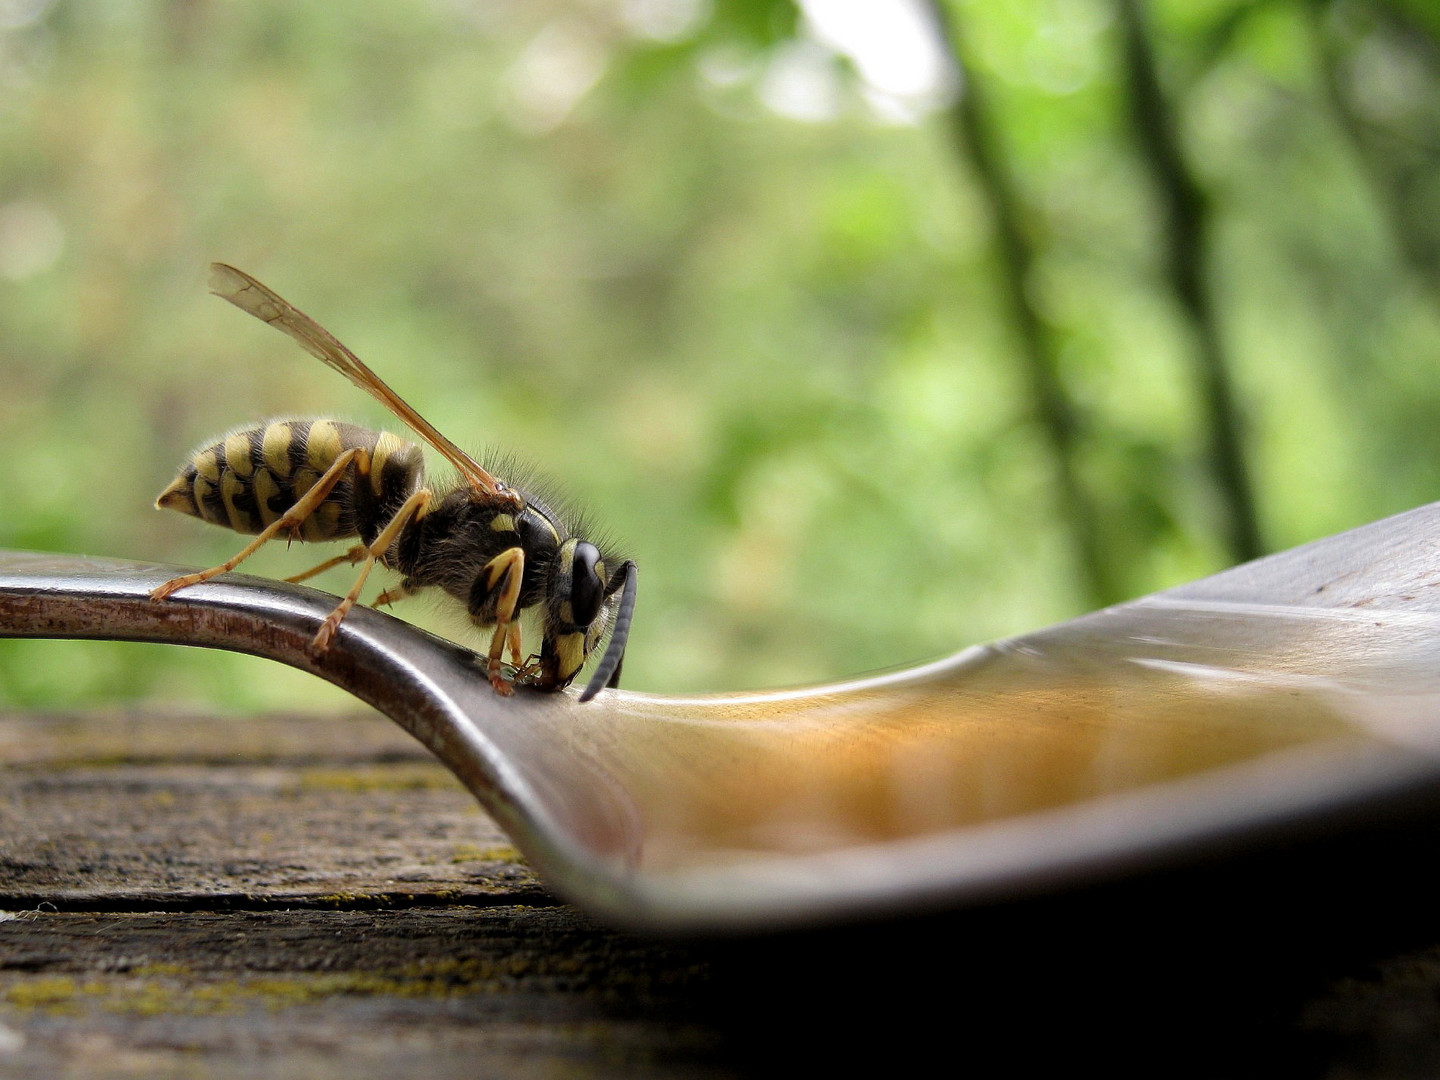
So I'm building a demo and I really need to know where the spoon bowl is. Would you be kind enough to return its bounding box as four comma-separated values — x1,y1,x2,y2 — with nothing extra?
5,502,1440,932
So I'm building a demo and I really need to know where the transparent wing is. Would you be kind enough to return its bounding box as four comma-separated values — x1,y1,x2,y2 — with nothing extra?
209,263,514,501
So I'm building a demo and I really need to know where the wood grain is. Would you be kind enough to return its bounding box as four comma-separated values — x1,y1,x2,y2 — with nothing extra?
0,710,728,1079
6,708,1440,1078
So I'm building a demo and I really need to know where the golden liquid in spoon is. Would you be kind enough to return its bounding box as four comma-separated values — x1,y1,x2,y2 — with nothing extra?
598,644,1364,871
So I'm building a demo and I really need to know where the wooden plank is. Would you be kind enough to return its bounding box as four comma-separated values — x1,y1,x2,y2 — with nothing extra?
0,708,430,767
0,910,725,1077
6,709,1440,1077
0,710,539,907
0,709,734,1078
0,907,727,1080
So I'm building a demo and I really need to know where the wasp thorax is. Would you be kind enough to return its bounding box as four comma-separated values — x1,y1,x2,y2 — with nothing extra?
513,507,559,560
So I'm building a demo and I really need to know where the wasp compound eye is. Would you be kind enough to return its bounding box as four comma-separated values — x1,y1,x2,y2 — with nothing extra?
570,542,604,627
579,560,637,702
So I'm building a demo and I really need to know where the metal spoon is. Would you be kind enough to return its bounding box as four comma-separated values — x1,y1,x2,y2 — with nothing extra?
5,502,1440,933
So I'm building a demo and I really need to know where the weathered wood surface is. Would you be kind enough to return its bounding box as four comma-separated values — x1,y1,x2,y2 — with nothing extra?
0,710,726,1079
5,708,1440,1077
0,710,542,909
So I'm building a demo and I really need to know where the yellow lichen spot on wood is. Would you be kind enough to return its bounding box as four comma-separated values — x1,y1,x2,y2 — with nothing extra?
449,842,523,864
298,765,452,792
132,962,190,977
5,977,77,1011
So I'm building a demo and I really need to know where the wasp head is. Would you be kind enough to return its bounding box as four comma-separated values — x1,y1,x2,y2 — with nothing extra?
539,538,637,701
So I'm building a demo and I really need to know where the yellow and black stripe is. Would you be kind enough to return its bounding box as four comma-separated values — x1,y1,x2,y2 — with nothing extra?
155,419,423,543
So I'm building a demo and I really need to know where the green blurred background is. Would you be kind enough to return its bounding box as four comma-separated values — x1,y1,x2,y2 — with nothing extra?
1,0,1438,712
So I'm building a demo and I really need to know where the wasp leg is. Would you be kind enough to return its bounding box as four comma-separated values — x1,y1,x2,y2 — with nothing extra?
508,621,524,668
311,488,432,652
372,579,420,609
513,655,545,684
151,447,370,602
476,547,525,695
285,544,367,584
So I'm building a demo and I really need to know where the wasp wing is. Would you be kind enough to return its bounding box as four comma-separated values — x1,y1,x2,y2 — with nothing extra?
209,263,513,502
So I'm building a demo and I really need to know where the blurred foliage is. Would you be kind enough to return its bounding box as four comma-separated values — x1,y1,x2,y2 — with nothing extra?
0,0,1438,710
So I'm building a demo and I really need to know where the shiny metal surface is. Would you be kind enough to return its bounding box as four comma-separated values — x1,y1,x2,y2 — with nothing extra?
5,502,1440,932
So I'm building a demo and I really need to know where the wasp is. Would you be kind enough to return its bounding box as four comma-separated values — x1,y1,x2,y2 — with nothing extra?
151,263,636,701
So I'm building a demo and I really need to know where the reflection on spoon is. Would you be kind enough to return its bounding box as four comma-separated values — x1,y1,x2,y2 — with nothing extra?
3,501,1440,931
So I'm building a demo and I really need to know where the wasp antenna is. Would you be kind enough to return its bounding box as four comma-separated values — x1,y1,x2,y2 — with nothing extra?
579,561,637,703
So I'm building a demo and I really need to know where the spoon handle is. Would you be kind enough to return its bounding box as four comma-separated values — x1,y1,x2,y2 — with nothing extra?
0,550,332,660
0,548,506,768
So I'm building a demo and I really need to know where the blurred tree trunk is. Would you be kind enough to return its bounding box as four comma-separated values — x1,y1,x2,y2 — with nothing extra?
1307,0,1440,311
925,0,1119,608
1113,0,1264,565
